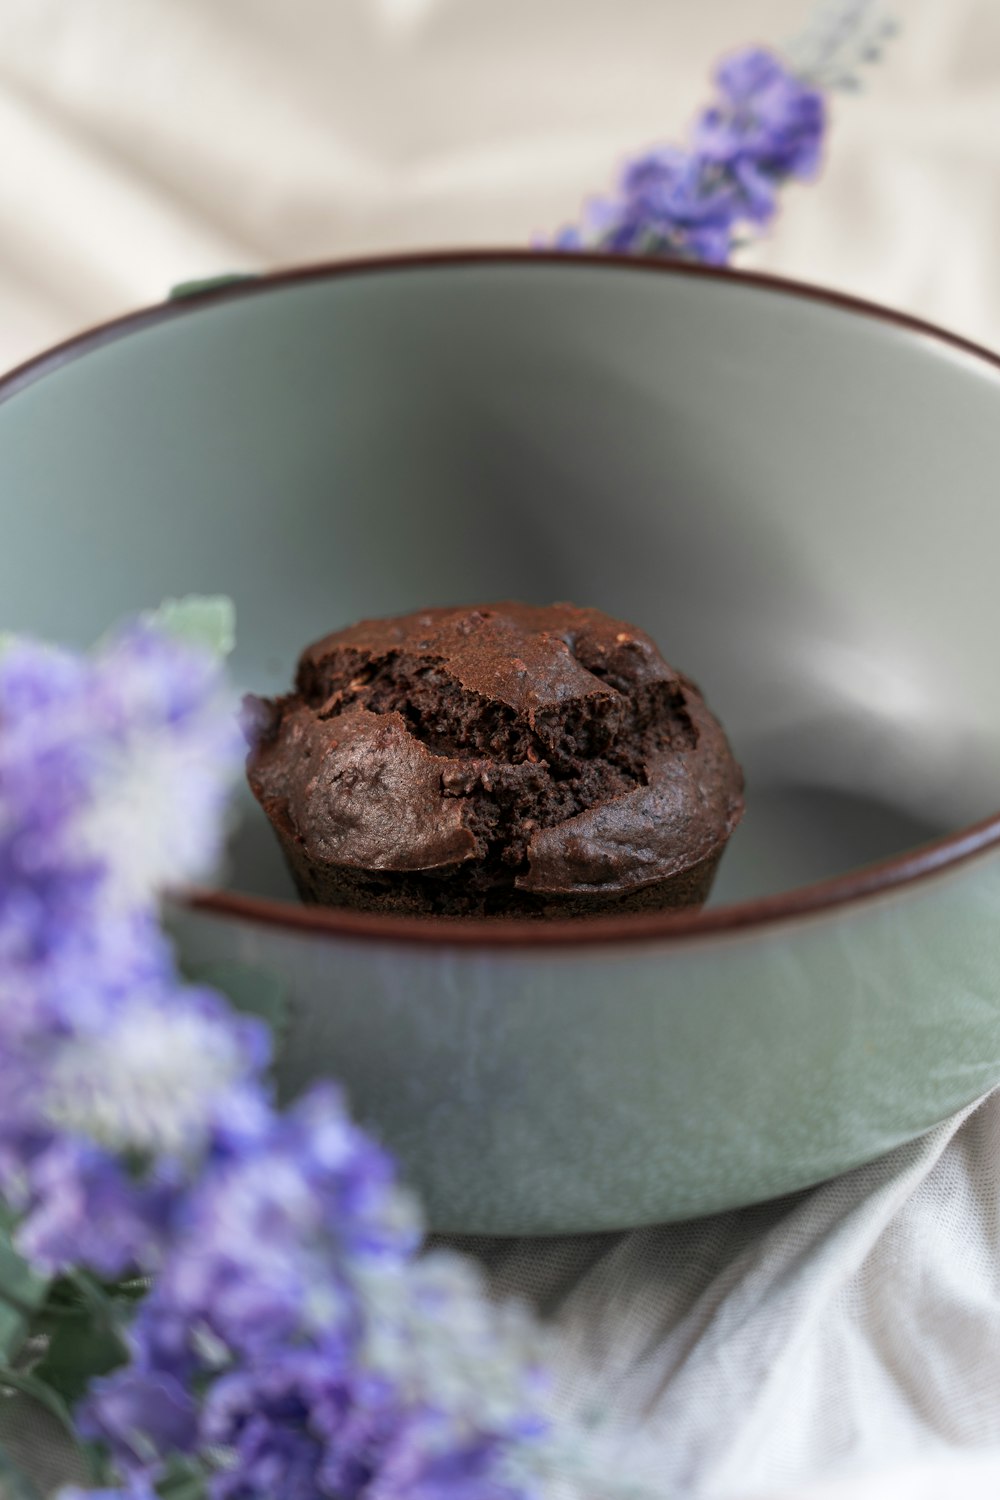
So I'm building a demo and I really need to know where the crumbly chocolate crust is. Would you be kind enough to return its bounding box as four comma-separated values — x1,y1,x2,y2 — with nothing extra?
247,603,744,918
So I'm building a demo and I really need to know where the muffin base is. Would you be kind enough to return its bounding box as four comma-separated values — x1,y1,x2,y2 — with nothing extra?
268,813,725,918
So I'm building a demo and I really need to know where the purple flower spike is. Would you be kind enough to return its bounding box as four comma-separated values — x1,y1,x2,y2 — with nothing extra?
0,603,580,1493
696,47,826,184
0,617,260,1280
619,146,744,261
87,1086,546,1500
14,1139,178,1278
550,45,827,263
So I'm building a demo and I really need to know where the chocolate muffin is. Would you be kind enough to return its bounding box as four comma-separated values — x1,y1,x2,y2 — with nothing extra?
246,603,744,919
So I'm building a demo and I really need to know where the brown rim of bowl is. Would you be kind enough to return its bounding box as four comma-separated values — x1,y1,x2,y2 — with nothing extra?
3,248,1000,950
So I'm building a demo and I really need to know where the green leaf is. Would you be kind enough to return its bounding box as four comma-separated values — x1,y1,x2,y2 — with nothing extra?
65,1267,141,1318
0,1213,49,1363
141,596,236,659
187,961,288,1045
0,1368,76,1440
168,271,256,301
0,1448,43,1500
156,1455,208,1500
158,1480,207,1500
32,1312,130,1407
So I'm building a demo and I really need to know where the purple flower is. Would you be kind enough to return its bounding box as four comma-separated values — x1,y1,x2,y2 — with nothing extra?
202,1354,372,1500
0,974,271,1277
79,1369,199,1474
203,1354,526,1500
83,1088,546,1499
551,46,826,263
548,224,584,250
619,146,743,262
0,623,240,963
0,642,106,975
106,1087,417,1381
0,617,259,1278
72,622,243,913
695,48,825,185
13,1139,181,1278
1,607,556,1498
60,1489,158,1500
43,986,271,1159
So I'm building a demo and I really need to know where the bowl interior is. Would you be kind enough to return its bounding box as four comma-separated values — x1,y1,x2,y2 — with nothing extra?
2,258,998,905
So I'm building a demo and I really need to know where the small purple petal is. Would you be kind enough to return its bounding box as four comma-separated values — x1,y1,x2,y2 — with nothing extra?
80,1368,198,1472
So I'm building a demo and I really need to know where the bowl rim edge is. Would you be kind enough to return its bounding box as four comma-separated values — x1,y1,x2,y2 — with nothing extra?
5,247,1000,951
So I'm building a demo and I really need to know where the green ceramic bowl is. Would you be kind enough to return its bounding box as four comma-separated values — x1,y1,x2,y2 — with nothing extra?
3,253,1000,1234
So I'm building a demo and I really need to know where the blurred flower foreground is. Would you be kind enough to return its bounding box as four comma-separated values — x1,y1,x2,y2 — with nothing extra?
0,602,556,1500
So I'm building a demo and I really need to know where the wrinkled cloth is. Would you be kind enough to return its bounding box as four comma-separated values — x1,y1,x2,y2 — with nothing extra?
441,1090,1000,1497
2,2,1000,1496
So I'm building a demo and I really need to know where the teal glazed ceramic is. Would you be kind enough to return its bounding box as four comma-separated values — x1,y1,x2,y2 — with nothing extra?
2,253,999,1233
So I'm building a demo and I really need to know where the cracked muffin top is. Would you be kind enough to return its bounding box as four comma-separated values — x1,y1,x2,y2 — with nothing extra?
246,602,744,918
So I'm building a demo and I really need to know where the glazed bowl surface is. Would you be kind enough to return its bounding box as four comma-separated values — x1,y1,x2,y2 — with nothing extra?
2,252,999,1233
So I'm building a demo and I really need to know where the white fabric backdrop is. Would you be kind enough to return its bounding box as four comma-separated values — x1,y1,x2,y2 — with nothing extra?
3,3,1000,1496
2,0,1000,369
444,1092,1000,1499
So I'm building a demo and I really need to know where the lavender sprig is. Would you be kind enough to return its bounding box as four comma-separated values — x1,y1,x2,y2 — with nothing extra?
0,605,572,1500
0,619,259,1281
75,1088,548,1500
550,0,896,264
